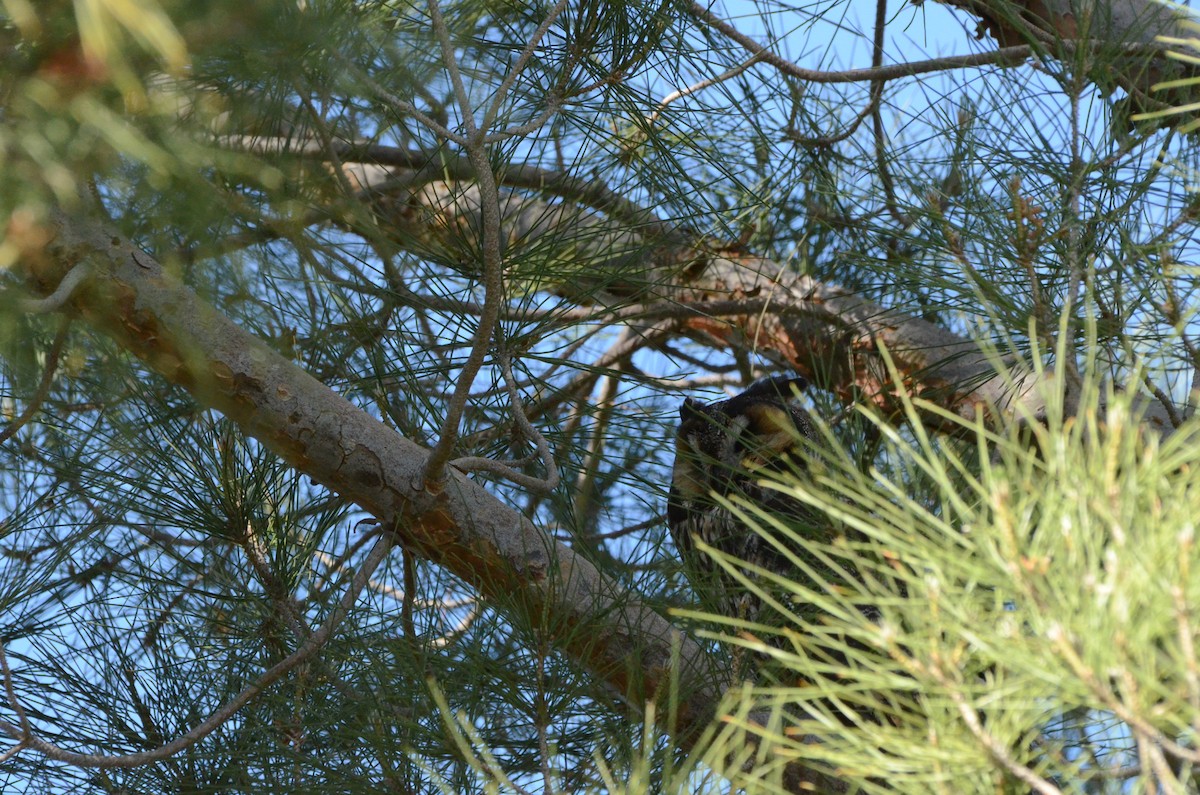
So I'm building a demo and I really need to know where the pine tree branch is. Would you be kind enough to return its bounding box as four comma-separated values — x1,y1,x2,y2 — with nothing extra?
371,180,1176,436
205,131,1181,435
15,205,727,759
688,0,1191,123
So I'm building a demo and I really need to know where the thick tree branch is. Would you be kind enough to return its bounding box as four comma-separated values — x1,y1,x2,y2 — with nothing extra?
209,131,1179,434
384,181,1177,434
16,206,726,754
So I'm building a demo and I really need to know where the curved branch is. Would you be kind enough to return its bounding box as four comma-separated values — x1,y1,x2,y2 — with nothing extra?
689,1,1178,75
687,2,1036,83
390,181,1168,434
18,262,91,313
197,152,1174,436
213,135,685,243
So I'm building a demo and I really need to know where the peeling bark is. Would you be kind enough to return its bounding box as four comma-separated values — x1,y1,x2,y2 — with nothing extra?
17,149,1174,793
207,142,1177,434
375,178,1172,435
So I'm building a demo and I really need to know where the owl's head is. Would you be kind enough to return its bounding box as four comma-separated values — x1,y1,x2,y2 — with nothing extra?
672,375,814,499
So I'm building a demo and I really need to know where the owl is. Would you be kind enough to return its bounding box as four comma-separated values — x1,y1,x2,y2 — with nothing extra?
667,375,818,628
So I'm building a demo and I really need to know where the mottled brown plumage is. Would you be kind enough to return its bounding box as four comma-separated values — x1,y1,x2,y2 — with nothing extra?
667,375,818,626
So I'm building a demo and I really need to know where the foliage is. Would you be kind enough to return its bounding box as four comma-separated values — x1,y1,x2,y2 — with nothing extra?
705,364,1200,792
2,0,1200,793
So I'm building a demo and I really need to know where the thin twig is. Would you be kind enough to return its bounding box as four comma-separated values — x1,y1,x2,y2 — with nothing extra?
649,52,766,124
0,741,27,764
572,367,623,531
1050,623,1200,765
949,687,1064,794
418,0,513,487
585,515,664,542
18,262,91,314
486,100,564,143
240,521,309,642
428,0,478,139
127,523,207,548
310,523,383,595
347,58,465,144
0,645,30,736
1142,370,1182,427
417,181,505,485
869,0,912,228
450,337,560,492
786,96,877,148
482,0,571,133
686,3,1165,85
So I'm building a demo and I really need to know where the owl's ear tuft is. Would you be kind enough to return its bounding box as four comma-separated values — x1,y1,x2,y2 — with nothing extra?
782,375,808,395
679,397,705,421
767,375,808,399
